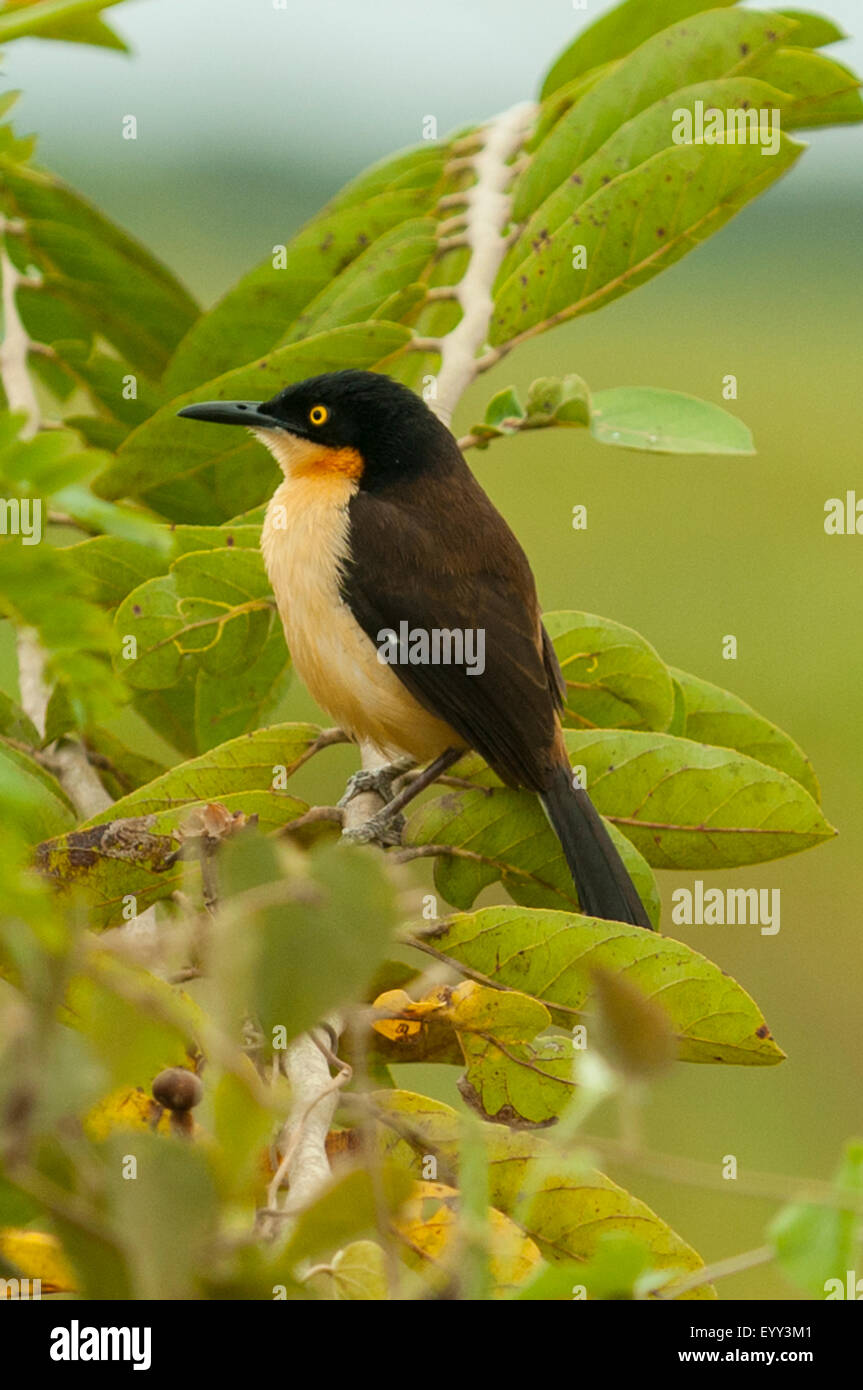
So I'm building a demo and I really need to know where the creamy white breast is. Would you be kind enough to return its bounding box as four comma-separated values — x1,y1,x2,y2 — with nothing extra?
260,465,458,763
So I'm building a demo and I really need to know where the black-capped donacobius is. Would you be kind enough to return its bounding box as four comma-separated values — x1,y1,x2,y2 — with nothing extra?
179,370,651,928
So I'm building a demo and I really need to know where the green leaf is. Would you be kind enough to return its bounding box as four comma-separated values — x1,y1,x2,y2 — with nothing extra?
525,374,590,426
53,339,162,436
62,415,126,452
113,547,279,692
494,137,800,348
501,76,789,293
668,677,688,736
0,688,40,748
770,1141,863,1296
306,1240,388,1301
85,721,323,825
34,723,326,925
530,65,616,155
0,738,76,842
374,1091,714,1297
163,188,439,395
485,386,525,430
210,1068,275,1203
0,160,198,378
218,838,400,1044
521,11,797,219
446,984,577,1125
750,47,863,126
281,219,437,344
515,1233,661,1300
0,92,35,167
515,45,860,299
404,775,661,927
469,377,593,448
130,682,197,759
0,0,125,43
0,423,102,493
337,143,450,206
416,905,784,1066
170,524,262,558
42,680,74,744
96,322,412,522
113,574,183,689
103,1131,219,1300
81,727,168,800
775,10,846,50
466,386,526,449
671,667,820,802
544,610,674,731
0,543,123,725
0,424,164,544
282,1165,413,1268
192,619,290,752
590,387,754,455
64,535,167,607
539,0,743,99
374,282,426,324
35,811,188,926
36,791,307,929
68,949,204,1087
561,727,834,868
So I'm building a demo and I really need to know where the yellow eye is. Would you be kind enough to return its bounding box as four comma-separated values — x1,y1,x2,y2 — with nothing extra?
309,404,328,426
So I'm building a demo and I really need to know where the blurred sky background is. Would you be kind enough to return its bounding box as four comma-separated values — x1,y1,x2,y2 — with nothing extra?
3,0,863,1298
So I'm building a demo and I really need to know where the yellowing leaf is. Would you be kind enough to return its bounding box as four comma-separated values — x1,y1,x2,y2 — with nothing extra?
375,1092,714,1298
83,1085,172,1140
371,986,449,1040
0,1229,75,1293
397,1181,542,1297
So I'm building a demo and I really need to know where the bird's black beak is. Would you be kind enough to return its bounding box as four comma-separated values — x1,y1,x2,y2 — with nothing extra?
177,400,296,432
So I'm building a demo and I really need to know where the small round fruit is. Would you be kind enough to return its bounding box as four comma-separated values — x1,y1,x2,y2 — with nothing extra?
152,1067,203,1112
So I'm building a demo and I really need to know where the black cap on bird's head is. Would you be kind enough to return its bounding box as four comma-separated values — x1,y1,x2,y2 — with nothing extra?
177,370,455,487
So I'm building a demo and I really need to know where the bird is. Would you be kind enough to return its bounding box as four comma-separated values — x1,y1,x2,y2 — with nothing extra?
178,369,652,929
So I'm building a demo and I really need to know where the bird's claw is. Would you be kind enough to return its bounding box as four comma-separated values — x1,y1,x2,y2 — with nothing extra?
341,810,405,847
337,758,414,809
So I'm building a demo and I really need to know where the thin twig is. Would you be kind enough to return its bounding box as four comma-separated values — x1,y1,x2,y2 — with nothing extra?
655,1245,775,1300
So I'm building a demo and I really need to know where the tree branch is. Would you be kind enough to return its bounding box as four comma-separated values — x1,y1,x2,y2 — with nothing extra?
270,1023,350,1218
431,102,535,427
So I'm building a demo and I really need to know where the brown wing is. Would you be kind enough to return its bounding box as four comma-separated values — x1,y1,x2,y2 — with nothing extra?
342,467,561,791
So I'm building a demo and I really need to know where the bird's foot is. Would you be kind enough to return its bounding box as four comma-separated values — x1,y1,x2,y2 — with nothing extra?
337,757,415,810
341,809,406,848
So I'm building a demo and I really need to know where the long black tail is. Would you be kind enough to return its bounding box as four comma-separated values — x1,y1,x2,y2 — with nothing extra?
540,763,653,929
